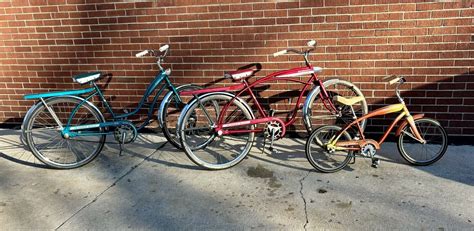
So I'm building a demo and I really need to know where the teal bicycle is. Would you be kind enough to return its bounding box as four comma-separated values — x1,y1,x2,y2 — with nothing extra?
22,45,200,169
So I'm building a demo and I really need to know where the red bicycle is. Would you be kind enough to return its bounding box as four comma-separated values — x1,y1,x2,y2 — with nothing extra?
177,40,368,170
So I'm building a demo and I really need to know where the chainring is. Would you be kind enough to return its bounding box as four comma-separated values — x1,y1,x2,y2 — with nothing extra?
114,124,137,144
265,121,283,139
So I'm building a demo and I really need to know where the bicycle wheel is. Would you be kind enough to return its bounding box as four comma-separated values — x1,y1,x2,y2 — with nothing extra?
24,97,106,169
306,79,368,132
160,84,202,149
179,93,255,170
305,125,353,173
398,118,448,166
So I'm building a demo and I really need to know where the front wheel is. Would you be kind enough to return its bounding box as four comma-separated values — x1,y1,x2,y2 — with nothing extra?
179,93,255,170
398,118,448,166
305,125,353,173
305,79,368,133
24,97,106,169
160,84,202,149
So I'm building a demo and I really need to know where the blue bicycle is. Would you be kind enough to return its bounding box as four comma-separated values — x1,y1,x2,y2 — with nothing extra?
22,45,200,169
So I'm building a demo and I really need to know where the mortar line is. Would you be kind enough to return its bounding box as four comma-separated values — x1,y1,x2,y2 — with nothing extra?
299,170,311,231
54,141,168,230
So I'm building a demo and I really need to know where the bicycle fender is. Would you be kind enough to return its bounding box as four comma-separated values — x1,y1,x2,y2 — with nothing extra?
176,92,255,135
157,84,202,128
302,78,341,132
21,102,38,145
44,96,104,123
395,114,425,137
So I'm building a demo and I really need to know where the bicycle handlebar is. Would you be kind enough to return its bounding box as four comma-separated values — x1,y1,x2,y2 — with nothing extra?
135,44,170,71
135,50,149,57
135,44,170,58
384,75,406,85
389,77,401,85
273,50,287,57
272,40,317,57
159,44,169,52
384,75,406,102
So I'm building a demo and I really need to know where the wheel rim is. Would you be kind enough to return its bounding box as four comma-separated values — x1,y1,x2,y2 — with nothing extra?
400,119,447,164
162,85,201,149
307,126,352,172
310,81,367,131
181,94,254,169
27,99,104,168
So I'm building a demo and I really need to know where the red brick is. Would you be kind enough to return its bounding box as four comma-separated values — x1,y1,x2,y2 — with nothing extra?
431,10,460,18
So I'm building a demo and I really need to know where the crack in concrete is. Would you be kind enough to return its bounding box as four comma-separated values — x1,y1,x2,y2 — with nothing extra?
54,141,167,230
299,170,311,231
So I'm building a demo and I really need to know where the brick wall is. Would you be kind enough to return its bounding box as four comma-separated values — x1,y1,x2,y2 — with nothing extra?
0,0,472,137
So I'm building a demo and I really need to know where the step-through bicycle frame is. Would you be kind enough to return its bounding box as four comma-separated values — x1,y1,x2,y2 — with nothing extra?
60,69,182,137
327,81,426,152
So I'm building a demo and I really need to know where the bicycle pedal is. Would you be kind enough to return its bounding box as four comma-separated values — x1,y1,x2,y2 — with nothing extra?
350,155,356,164
371,158,380,168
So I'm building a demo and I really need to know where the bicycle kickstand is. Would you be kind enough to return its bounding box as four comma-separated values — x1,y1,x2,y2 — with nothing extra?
119,132,126,156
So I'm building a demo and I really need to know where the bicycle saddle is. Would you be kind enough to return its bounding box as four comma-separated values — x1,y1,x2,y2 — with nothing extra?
224,69,255,81
333,95,364,106
73,72,102,85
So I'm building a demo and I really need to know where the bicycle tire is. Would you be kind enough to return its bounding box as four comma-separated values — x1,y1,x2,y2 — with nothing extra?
305,125,353,173
25,97,106,169
305,79,368,133
398,118,448,166
179,93,255,170
160,84,202,149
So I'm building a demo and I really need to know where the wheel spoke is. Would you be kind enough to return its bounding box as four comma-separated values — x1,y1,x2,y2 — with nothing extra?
25,98,105,169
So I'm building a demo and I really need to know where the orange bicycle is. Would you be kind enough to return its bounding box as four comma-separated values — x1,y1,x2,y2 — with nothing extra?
305,75,448,173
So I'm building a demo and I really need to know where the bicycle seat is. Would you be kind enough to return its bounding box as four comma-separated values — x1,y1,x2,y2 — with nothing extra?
224,69,255,81
333,95,364,106
73,72,102,85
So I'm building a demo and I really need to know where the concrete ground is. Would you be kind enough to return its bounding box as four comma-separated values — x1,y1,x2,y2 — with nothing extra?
0,128,472,230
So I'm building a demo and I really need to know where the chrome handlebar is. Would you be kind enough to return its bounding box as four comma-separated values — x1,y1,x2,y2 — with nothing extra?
135,44,170,70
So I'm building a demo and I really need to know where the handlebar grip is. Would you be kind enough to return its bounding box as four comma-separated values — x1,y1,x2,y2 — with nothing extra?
273,50,287,57
307,40,316,47
135,50,149,57
389,77,401,85
159,44,169,52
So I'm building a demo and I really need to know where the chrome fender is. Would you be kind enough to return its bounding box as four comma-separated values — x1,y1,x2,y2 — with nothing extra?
20,103,38,145
157,84,202,129
22,95,105,133
302,78,341,133
176,92,255,137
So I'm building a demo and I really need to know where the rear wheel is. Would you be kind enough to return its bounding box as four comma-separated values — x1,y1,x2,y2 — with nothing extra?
305,125,353,173
307,80,368,133
398,118,448,166
24,97,105,169
179,93,254,170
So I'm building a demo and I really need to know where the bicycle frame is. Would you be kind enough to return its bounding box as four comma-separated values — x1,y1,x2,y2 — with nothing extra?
181,66,335,137
328,102,426,151
62,69,182,137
